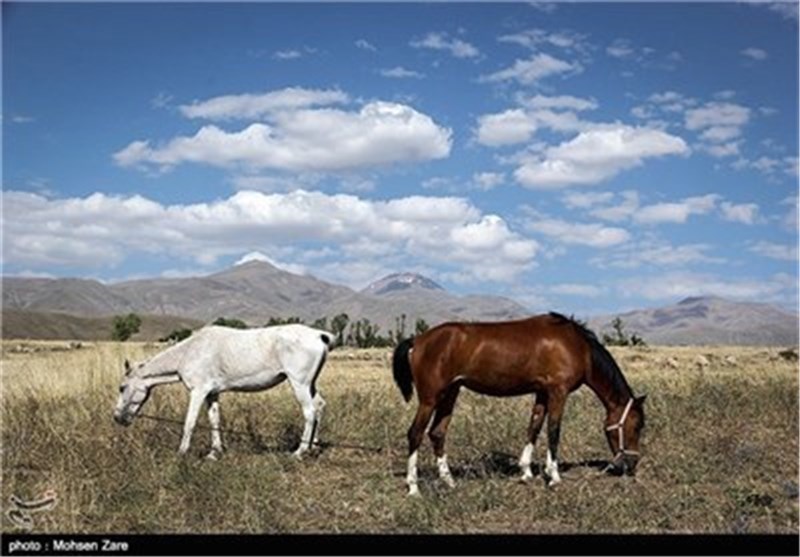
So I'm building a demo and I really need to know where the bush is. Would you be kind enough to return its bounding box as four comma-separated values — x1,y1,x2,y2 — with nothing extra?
212,317,248,329
159,328,193,343
111,313,142,342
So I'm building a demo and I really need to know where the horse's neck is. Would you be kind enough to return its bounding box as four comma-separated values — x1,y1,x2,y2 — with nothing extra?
585,367,632,414
138,341,189,381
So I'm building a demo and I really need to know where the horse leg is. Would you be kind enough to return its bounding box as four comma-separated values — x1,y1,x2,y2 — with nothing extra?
178,388,207,455
544,390,567,486
406,402,436,496
519,392,548,483
289,381,317,459
428,386,460,488
311,393,326,447
205,393,223,460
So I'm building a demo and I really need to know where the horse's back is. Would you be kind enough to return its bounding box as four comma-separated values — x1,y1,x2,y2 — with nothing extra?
412,314,591,394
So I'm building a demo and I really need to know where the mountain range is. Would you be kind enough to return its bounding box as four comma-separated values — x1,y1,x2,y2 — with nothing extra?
2,261,797,345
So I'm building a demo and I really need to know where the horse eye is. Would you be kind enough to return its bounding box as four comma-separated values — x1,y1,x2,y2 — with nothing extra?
119,386,125,394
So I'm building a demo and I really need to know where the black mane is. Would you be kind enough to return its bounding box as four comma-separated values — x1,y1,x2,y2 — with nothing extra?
548,312,633,399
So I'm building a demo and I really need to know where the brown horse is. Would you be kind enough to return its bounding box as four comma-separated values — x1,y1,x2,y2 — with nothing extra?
391,312,646,495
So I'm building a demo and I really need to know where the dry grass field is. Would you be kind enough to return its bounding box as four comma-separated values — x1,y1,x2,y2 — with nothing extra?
1,340,798,534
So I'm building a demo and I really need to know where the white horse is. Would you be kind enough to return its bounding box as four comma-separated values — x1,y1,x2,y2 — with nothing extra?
113,324,334,459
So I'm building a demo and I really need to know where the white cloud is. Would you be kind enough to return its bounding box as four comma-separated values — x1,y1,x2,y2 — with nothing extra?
234,251,308,275
516,93,597,112
379,66,425,79
592,241,723,269
479,53,579,85
273,49,302,60
179,87,349,121
720,201,760,225
115,100,452,173
561,191,615,210
524,212,630,247
748,241,798,261
684,101,751,158
514,124,689,188
766,1,799,20
633,194,720,225
410,32,479,58
618,271,795,302
497,28,589,53
472,172,506,191
3,189,538,284
685,102,750,131
741,47,768,61
475,109,537,147
606,38,636,59
355,39,377,52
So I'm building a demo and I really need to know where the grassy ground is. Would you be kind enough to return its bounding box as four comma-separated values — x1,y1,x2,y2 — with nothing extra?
1,341,797,534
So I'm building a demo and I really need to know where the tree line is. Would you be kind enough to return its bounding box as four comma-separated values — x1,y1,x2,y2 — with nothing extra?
113,312,645,348
112,312,430,348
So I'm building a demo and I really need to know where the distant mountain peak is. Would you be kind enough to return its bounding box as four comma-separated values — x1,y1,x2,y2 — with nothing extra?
362,272,444,296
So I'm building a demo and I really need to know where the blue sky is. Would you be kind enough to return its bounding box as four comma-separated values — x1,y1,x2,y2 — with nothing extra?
3,2,799,315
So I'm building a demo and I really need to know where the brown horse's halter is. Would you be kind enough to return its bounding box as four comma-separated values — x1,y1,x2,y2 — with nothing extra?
606,397,639,462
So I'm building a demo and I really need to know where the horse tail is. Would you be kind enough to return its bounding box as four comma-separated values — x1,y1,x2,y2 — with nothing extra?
392,337,415,403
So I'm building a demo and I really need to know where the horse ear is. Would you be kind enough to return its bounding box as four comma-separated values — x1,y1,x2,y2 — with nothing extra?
635,394,647,405
124,359,132,376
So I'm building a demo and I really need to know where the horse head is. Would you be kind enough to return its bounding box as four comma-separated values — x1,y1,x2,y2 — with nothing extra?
112,359,152,426
605,394,646,475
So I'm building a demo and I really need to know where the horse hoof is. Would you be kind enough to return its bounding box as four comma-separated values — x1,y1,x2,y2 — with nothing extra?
442,476,456,489
546,477,562,488
519,473,534,484
407,485,420,497
205,451,220,461
292,451,305,461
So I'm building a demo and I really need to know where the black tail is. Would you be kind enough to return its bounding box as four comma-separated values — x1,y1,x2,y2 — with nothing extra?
392,337,415,403
549,312,632,396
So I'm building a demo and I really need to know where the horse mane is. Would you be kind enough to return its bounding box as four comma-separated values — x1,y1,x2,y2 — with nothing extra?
548,312,633,400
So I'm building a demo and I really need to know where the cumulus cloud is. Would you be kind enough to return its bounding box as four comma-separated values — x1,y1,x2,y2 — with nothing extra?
475,109,538,147
479,53,579,85
410,32,479,58
3,189,537,283
514,125,689,188
115,100,452,173
474,94,597,148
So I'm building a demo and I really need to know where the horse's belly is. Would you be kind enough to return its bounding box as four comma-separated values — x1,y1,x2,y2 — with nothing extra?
224,370,286,392
462,377,538,397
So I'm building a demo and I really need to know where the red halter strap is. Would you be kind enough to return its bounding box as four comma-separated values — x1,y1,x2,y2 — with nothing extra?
606,398,639,460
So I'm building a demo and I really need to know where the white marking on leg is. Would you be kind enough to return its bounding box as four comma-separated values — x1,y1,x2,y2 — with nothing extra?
437,455,456,488
206,396,223,459
406,450,420,496
519,442,534,482
311,394,326,445
545,449,561,485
